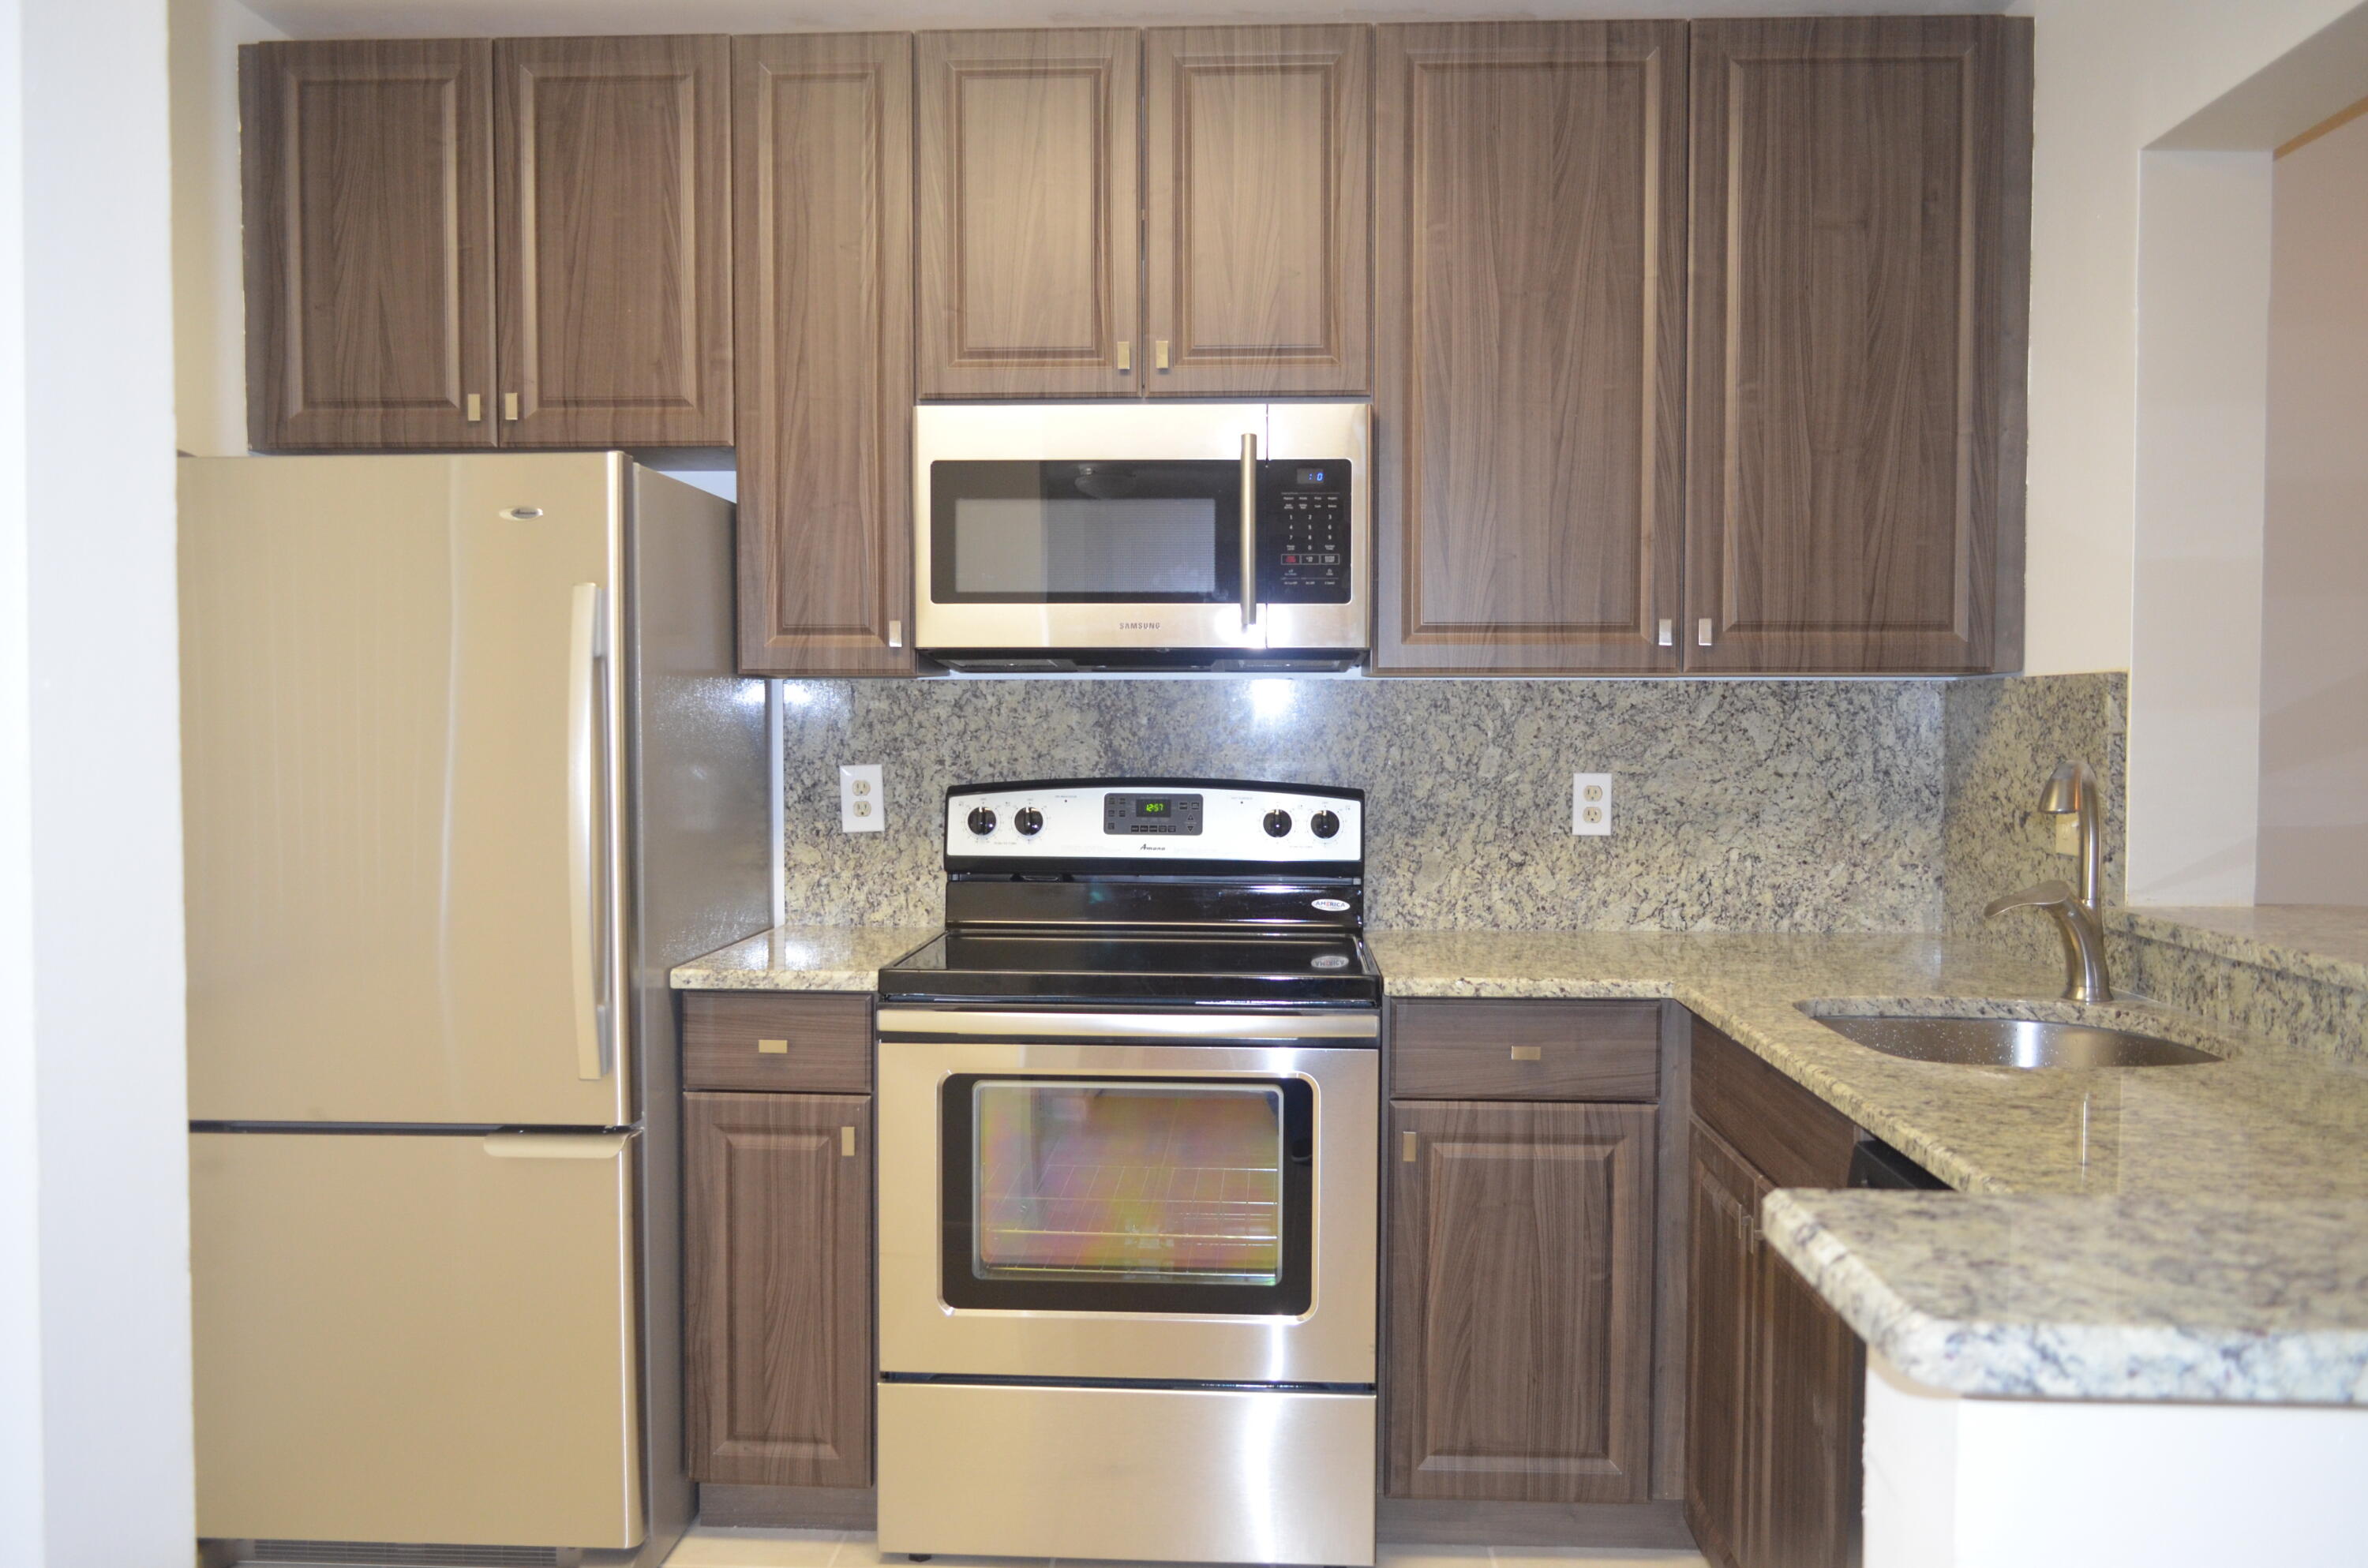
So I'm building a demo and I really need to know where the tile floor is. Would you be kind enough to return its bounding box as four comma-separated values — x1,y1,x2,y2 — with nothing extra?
664,1527,1709,1568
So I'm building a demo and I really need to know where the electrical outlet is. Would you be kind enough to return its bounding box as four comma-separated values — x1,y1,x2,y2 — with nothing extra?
2051,814,2082,855
839,764,885,833
1572,773,1613,836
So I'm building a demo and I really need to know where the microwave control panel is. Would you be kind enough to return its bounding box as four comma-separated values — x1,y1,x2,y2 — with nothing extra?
1257,460,1353,604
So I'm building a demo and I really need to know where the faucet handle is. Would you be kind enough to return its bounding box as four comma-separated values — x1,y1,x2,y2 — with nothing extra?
1984,879,2079,919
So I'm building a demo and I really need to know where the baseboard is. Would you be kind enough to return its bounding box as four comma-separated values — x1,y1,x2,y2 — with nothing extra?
698,1483,878,1531
1375,1497,1696,1551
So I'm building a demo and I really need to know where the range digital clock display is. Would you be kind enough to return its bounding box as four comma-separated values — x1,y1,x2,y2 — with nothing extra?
1102,793,1204,835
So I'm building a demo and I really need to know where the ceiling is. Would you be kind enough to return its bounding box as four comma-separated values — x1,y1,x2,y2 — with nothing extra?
242,0,2016,39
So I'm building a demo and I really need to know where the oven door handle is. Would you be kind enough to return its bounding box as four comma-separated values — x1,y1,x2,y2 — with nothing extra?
876,1008,1377,1042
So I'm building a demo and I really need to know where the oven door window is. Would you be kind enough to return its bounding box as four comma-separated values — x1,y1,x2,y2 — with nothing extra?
940,1075,1313,1315
929,461,1242,604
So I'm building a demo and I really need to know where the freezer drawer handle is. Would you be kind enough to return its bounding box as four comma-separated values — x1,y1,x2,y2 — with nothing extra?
568,582,609,1082
481,1132,628,1159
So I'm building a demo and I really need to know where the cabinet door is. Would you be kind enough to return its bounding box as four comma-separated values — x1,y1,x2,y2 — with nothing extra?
1142,26,1370,396
1685,1119,1766,1568
1684,17,2032,673
916,29,1142,398
1757,1218,1866,1568
684,1091,873,1488
733,33,915,675
242,39,496,451
1371,23,1688,674
494,36,733,447
1385,1100,1657,1503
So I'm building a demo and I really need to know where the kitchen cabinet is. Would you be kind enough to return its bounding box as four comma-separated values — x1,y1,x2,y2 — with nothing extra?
1370,22,1689,675
1684,1022,1864,1568
1683,16,2032,673
242,35,733,452
684,1089,873,1489
494,35,733,447
1142,27,1371,397
733,32,915,675
916,29,1141,399
242,39,498,451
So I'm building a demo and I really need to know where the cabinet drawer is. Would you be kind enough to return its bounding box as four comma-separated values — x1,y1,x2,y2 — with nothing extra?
681,992,871,1094
1691,1018,1855,1189
1388,1000,1661,1102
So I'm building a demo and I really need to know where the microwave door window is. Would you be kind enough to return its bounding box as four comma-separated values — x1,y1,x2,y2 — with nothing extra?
954,498,1219,597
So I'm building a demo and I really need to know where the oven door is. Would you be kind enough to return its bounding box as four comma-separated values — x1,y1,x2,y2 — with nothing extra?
878,1011,1378,1387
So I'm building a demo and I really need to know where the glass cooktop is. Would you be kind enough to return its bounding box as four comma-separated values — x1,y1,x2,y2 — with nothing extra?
877,929,1381,1007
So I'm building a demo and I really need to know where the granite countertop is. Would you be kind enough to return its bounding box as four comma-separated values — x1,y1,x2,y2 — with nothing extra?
2111,903,2368,992
678,922,2368,1403
1373,930,2368,1404
670,924,937,991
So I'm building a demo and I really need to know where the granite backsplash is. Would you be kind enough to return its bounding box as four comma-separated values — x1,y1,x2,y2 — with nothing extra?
780,675,1984,930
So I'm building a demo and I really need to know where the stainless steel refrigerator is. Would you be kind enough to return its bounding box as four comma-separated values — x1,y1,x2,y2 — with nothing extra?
179,454,772,1564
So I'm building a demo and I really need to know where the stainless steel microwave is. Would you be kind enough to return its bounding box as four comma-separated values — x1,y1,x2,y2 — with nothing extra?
913,402,1370,672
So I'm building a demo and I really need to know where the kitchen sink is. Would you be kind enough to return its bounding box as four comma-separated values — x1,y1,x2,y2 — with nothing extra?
1810,1014,2222,1069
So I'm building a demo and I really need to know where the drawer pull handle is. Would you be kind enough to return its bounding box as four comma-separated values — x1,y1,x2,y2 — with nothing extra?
1400,1131,1418,1163
841,1125,857,1158
757,1038,789,1055
1509,1045,1542,1061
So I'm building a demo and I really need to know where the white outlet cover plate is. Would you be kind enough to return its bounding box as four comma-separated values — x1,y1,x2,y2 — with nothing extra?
1572,773,1613,836
841,763,885,833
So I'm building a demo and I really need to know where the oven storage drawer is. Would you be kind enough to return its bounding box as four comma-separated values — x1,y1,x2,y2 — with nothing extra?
879,1380,1376,1566
1389,999,1661,1101
680,992,871,1094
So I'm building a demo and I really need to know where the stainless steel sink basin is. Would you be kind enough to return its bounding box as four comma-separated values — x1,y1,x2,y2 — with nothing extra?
1815,1015,2221,1068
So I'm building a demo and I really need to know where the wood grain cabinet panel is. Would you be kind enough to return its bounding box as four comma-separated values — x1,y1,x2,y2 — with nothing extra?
1390,999,1662,1102
494,35,733,447
1143,26,1371,396
917,30,1141,398
733,33,915,675
684,1091,873,1488
1386,1100,1658,1504
1372,22,1688,674
1684,1118,1766,1568
242,39,497,451
680,991,871,1094
1684,16,2033,674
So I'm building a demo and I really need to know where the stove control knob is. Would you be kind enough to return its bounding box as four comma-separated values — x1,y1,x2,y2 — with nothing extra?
1015,806,1044,836
1263,809,1293,838
1310,810,1340,840
966,806,997,836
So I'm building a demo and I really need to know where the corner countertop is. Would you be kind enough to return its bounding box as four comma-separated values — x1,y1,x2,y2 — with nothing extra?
677,922,2368,1403
669,924,937,991
2111,903,2368,992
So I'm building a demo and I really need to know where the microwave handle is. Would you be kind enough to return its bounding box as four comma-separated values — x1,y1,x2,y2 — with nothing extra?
1239,433,1259,629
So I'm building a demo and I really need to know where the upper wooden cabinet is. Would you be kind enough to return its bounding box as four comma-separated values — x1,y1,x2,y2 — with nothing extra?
243,39,498,451
242,35,732,451
1371,23,1689,674
1142,27,1371,396
916,29,1141,399
1684,16,2032,673
733,32,914,675
494,36,733,447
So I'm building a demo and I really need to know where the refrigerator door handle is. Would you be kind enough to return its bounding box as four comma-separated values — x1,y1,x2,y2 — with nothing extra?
568,582,609,1082
481,1132,630,1159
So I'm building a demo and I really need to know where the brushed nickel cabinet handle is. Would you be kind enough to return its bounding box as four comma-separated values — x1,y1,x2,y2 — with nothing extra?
1116,339,1132,372
841,1126,857,1158
466,392,482,423
1698,618,1715,648
1657,618,1675,648
887,619,903,650
503,391,520,421
1400,1131,1418,1163
757,1038,789,1055
1510,1045,1542,1061
1155,339,1170,371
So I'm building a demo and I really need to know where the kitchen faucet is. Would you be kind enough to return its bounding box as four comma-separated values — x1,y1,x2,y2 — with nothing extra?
1984,761,2111,1002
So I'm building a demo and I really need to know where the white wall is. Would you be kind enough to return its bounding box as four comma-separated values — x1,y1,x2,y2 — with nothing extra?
2257,107,2368,906
173,0,286,456
2,2,195,1564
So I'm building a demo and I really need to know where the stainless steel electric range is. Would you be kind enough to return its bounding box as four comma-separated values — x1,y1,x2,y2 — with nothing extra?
875,780,1381,1568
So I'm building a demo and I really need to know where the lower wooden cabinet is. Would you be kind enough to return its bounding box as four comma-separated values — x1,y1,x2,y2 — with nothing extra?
684,1090,873,1487
1684,1024,1866,1568
1384,1098,1658,1503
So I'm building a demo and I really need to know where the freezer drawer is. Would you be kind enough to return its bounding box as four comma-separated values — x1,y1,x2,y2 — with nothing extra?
190,1130,643,1549
879,1379,1376,1566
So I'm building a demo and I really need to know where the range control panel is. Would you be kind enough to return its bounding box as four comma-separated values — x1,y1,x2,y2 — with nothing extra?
1257,460,1352,604
948,780,1361,864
